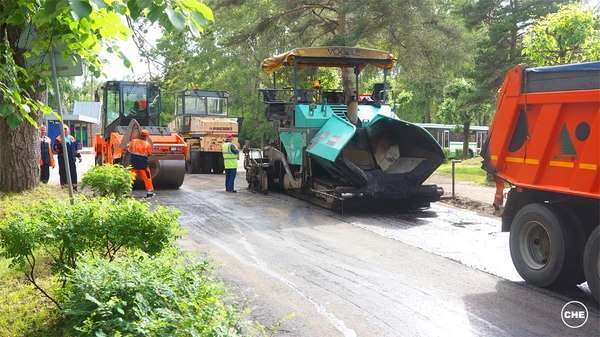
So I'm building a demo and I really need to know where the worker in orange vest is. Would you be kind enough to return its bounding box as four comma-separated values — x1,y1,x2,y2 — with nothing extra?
133,92,147,112
127,129,154,198
39,125,55,184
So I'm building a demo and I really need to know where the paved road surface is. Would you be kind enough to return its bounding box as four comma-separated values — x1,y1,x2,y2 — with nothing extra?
151,166,600,337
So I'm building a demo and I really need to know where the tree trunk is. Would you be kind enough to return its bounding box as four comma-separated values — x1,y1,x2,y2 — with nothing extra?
0,119,40,192
0,22,43,192
462,121,471,160
337,2,354,101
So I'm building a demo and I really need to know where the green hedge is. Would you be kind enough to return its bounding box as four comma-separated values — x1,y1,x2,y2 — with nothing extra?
63,250,244,336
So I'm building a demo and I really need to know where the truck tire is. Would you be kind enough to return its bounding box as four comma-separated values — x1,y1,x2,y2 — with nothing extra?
189,151,200,174
509,203,582,287
555,203,587,285
96,153,103,166
213,156,224,174
584,226,599,302
201,153,212,173
468,149,474,159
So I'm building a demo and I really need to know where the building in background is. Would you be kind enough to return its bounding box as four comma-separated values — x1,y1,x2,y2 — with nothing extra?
45,101,101,148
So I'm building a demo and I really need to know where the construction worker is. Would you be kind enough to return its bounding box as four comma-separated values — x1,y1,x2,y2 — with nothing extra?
133,92,147,112
53,124,82,190
128,129,154,198
222,133,239,193
493,176,505,210
39,125,54,184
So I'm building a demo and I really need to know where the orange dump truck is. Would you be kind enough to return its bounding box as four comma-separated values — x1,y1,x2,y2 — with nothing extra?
482,62,599,302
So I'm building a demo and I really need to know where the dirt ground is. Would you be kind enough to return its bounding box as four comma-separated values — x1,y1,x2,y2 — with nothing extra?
425,172,506,218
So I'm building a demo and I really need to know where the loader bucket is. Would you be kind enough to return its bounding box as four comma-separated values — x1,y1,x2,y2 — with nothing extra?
308,115,444,202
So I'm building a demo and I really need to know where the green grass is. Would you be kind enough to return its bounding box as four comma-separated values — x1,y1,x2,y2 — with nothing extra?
436,158,494,186
0,185,69,337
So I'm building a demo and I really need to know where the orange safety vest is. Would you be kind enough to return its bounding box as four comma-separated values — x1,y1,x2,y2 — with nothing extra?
137,98,147,109
128,138,151,157
40,136,54,167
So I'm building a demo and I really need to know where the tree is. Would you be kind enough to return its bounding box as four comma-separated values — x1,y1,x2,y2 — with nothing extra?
522,3,600,66
438,78,493,159
458,0,570,105
0,0,213,192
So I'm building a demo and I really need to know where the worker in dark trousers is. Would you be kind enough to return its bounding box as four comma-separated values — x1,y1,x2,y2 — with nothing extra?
222,133,239,192
39,125,54,184
53,124,82,190
128,129,154,198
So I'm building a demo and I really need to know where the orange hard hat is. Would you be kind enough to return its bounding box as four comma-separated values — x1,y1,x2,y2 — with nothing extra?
226,133,233,139
141,130,149,136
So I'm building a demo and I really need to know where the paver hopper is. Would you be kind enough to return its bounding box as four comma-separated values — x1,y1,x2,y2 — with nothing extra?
94,81,187,188
244,47,444,209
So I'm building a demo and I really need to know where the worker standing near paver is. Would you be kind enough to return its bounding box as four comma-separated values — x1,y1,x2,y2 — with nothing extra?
127,129,154,198
222,133,239,193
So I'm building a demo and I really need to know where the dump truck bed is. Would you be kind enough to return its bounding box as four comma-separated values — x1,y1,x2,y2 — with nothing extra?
481,62,600,199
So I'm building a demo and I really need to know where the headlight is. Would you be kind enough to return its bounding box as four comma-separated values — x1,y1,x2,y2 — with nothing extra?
170,147,178,151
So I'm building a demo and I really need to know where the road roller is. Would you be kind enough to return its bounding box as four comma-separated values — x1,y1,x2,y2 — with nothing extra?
94,81,187,188
244,47,445,211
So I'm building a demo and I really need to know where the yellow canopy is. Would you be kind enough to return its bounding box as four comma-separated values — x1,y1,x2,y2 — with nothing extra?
262,47,397,74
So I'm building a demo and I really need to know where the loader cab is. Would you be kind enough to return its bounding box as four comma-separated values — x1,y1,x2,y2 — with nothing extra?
99,81,161,137
172,89,229,133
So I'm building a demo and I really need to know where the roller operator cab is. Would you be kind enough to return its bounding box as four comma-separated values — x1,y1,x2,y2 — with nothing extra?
168,88,242,174
482,62,600,302
94,81,187,188
245,47,445,210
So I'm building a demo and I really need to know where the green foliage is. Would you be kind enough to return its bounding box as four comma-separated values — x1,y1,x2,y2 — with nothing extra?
457,0,565,107
522,4,600,66
443,148,451,163
62,249,245,336
0,0,214,130
81,164,135,198
0,184,68,221
455,148,463,159
0,196,181,307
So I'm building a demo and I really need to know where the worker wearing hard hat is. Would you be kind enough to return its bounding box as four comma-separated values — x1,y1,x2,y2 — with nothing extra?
128,129,154,198
222,133,239,193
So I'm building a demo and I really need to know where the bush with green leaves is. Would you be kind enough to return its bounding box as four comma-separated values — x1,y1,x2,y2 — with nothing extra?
62,249,244,337
442,148,451,163
81,164,135,198
0,196,181,309
455,148,463,159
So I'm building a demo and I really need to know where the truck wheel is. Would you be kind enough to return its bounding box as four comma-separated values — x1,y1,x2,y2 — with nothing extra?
468,149,474,159
189,151,200,174
213,156,224,174
509,203,581,287
201,153,212,173
555,203,587,285
96,153,103,166
584,226,599,302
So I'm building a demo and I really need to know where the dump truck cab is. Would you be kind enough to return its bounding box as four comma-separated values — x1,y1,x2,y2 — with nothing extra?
245,47,445,210
95,81,187,188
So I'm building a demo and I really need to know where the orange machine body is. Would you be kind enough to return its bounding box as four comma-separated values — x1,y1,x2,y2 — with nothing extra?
95,132,187,166
482,63,599,200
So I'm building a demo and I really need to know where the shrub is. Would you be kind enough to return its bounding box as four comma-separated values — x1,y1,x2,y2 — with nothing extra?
0,197,181,309
81,164,135,198
442,148,451,163
455,148,463,159
62,250,244,337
